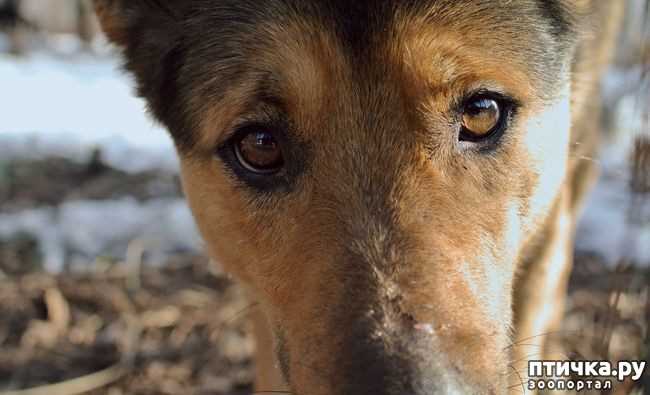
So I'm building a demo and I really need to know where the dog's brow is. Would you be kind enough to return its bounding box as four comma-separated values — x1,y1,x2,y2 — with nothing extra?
190,22,342,150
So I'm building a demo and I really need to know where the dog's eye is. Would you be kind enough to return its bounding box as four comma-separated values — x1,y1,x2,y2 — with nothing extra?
459,96,505,142
234,129,284,174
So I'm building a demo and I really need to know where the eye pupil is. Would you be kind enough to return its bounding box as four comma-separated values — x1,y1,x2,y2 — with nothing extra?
466,98,497,115
254,132,276,148
460,97,503,141
235,130,284,173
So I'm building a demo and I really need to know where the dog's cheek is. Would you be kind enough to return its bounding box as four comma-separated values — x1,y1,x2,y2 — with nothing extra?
178,155,319,303
178,157,261,283
521,85,572,230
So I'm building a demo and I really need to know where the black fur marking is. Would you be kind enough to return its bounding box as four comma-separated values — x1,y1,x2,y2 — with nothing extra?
536,0,576,39
275,328,291,383
99,0,579,152
154,44,192,149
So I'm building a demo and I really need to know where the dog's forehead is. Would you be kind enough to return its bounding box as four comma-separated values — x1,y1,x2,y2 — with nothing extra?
184,0,575,66
176,0,577,148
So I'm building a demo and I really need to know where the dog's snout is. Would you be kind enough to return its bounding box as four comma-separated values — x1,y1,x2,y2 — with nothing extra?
337,317,482,395
322,233,505,394
340,340,473,395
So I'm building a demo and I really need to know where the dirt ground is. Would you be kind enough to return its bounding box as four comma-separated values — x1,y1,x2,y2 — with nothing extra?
0,255,255,395
0,156,648,395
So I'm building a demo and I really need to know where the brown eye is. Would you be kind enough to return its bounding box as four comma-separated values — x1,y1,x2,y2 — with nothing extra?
234,130,284,174
459,97,503,142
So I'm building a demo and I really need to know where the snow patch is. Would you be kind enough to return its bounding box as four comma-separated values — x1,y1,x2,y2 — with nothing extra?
0,53,178,172
575,75,650,266
0,198,202,272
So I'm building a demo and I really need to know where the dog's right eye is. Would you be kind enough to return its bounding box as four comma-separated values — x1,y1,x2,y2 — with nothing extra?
232,127,284,174
216,121,300,192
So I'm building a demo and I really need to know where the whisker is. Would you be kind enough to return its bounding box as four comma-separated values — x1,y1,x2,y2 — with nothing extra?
223,302,261,326
207,301,261,345
505,342,544,349
506,329,578,349
508,347,573,365
507,364,527,395
507,353,545,367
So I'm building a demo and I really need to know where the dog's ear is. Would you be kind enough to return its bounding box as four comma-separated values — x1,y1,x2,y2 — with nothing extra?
93,0,129,47
93,0,183,47
93,0,192,146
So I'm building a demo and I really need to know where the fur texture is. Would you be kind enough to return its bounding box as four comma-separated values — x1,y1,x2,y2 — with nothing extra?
93,1,623,394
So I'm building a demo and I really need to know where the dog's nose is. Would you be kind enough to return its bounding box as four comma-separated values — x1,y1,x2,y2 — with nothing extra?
338,324,485,395
342,362,471,395
340,347,475,395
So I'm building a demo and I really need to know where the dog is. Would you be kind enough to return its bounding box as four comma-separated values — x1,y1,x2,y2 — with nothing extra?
92,1,624,394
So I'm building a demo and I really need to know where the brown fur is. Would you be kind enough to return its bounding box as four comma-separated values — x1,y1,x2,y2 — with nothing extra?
93,1,623,394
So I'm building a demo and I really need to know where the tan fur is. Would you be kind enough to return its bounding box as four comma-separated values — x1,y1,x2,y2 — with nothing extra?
93,1,625,393
182,20,544,392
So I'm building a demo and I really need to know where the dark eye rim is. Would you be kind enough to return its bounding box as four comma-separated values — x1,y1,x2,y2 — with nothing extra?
220,123,285,175
215,120,298,193
233,127,285,175
457,91,518,145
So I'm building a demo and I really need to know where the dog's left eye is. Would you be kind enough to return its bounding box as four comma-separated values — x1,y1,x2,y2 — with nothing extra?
459,95,510,143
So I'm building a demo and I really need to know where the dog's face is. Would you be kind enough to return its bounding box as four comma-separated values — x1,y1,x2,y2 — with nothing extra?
95,1,580,393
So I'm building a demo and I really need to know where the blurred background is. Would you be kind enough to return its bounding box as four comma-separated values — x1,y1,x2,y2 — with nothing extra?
0,0,648,394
